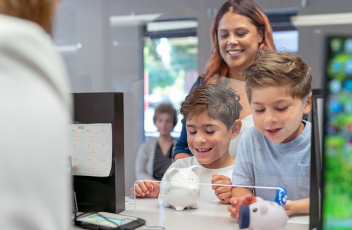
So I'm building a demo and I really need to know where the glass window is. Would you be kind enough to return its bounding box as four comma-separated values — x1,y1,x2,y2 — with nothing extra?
273,30,299,53
143,36,198,141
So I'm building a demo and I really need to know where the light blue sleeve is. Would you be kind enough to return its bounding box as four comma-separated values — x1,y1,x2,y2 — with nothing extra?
232,139,255,189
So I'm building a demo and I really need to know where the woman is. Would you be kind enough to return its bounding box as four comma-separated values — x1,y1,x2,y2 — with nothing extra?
135,103,178,181
0,0,72,229
174,0,275,160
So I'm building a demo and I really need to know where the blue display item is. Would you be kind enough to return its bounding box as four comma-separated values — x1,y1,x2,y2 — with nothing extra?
328,98,342,113
344,101,352,114
345,38,352,54
344,59,352,75
329,79,342,94
343,79,352,93
89,215,124,226
322,36,352,230
274,186,287,207
331,60,342,74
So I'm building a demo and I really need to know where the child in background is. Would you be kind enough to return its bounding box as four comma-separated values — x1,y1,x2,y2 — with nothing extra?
228,49,312,217
131,84,242,203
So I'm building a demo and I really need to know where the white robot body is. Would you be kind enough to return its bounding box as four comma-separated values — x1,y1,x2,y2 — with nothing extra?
239,197,288,230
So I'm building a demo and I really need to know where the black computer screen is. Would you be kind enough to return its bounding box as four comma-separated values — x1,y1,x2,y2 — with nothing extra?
310,89,324,230
322,36,352,229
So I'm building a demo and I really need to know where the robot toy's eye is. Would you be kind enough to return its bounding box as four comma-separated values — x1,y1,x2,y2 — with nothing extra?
253,208,258,212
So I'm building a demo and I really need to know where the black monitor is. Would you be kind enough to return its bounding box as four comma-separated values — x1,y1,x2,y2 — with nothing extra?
309,89,324,230
322,36,352,230
73,93,125,214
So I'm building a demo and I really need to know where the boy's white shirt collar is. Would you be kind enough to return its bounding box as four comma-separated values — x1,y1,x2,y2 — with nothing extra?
177,156,234,172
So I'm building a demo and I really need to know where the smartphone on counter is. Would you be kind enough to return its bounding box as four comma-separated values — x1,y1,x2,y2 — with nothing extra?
75,212,145,230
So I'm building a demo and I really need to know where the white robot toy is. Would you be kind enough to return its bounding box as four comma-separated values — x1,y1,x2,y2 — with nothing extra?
238,197,288,230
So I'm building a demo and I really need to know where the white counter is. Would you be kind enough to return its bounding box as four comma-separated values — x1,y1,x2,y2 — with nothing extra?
73,196,309,230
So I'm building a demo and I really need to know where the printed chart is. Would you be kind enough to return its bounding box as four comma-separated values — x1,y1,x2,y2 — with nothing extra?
70,124,112,177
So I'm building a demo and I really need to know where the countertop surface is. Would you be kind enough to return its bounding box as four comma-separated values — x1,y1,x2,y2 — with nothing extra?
72,196,309,230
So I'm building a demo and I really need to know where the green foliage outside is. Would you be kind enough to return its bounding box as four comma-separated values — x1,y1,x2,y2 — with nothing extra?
143,37,198,139
143,37,198,105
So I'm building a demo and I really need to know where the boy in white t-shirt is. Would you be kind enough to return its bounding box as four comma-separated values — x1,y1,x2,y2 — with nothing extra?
131,84,243,203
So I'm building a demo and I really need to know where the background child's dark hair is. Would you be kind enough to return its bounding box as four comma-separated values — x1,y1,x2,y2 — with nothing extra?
180,84,242,130
243,49,312,103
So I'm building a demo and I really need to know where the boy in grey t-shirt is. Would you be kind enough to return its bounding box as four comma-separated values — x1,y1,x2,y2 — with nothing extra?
228,50,312,218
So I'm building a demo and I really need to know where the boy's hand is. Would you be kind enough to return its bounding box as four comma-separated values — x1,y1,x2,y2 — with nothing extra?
130,178,160,198
284,200,296,216
227,194,255,219
284,198,309,216
211,173,232,204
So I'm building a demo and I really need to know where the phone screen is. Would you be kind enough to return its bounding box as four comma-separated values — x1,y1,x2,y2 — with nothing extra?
323,37,352,229
79,214,134,228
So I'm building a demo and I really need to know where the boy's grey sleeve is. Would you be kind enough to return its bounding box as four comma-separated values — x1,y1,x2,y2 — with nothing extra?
232,140,255,189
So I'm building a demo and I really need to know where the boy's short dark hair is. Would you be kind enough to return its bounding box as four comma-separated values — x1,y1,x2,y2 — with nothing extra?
153,103,178,128
243,49,312,103
180,84,242,130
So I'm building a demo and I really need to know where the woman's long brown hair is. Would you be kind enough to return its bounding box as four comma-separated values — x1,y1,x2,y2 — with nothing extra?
203,0,275,84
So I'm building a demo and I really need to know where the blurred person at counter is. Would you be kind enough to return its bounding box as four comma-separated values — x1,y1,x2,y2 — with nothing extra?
135,103,178,181
0,0,72,229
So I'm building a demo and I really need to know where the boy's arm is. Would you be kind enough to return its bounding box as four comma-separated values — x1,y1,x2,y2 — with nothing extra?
231,140,255,198
228,139,256,218
228,187,254,218
284,198,310,216
228,191,255,219
231,187,252,197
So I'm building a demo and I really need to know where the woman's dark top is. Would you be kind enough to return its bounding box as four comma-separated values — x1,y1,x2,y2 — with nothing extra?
173,76,205,158
153,142,173,180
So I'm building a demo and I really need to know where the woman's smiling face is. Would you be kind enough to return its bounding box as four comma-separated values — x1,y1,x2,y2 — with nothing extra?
217,12,263,73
